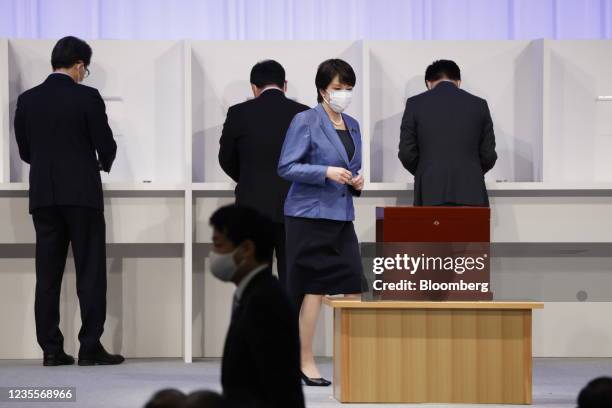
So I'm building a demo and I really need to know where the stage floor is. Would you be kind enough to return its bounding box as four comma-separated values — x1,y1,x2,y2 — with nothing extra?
0,357,610,407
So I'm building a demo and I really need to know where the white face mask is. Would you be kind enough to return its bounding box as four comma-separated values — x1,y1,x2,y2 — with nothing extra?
324,89,353,113
209,248,239,282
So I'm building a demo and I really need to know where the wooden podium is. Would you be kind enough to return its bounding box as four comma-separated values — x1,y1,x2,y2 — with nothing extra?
324,206,543,404
325,298,544,404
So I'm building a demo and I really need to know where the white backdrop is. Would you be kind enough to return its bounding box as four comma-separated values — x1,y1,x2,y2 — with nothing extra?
0,0,611,41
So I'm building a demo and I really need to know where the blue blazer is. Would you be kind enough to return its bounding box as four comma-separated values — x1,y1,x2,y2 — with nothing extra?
278,104,362,221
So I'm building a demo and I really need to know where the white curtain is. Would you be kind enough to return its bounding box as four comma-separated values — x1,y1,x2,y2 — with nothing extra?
0,0,610,40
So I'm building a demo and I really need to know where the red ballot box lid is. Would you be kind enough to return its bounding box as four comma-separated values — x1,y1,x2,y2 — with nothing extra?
376,206,490,243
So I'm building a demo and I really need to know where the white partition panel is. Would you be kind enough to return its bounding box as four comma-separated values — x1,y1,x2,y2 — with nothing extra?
8,40,186,184
193,195,334,358
191,41,364,183
0,256,183,359
193,196,233,357
533,302,612,357
368,40,543,184
0,40,8,183
0,196,32,243
544,40,612,182
0,196,184,244
491,196,612,242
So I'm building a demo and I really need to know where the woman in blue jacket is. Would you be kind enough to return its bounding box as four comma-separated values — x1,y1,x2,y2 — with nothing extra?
278,59,364,386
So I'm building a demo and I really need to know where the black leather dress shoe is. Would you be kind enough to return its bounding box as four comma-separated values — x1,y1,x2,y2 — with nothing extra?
78,347,124,366
43,351,75,366
300,371,331,386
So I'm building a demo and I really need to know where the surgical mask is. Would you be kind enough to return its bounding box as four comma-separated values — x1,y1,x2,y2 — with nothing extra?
324,89,353,113
209,249,239,282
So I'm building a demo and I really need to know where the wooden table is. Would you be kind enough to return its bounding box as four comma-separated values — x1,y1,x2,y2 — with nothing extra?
324,298,544,404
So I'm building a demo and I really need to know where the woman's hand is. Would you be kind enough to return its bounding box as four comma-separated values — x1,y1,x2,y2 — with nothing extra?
326,167,353,184
350,174,364,191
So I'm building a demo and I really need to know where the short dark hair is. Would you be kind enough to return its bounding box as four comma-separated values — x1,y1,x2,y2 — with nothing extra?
209,205,273,263
425,59,461,84
184,390,226,408
250,60,285,89
51,36,92,70
315,59,356,103
144,388,186,408
578,377,612,408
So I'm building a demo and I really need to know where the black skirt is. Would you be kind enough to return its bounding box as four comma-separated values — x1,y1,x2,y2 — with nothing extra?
285,216,363,301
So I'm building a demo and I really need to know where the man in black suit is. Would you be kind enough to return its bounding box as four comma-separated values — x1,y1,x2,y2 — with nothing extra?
209,204,304,408
398,59,497,206
14,36,123,366
219,60,309,289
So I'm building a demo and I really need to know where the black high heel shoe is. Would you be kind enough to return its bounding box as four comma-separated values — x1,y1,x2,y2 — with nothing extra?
300,371,331,386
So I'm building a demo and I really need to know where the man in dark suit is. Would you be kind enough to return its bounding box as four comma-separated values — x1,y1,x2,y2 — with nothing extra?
398,59,497,206
209,204,304,408
14,36,123,366
219,60,309,289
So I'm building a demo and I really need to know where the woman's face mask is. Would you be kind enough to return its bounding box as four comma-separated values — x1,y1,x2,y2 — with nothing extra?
324,89,353,113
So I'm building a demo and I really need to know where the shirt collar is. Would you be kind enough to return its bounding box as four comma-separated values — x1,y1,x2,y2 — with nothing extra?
432,79,457,89
235,263,269,300
260,85,284,95
51,71,74,79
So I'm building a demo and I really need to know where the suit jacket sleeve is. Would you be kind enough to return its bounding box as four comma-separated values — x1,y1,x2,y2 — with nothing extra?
398,98,419,175
277,114,327,186
479,100,497,173
247,298,305,408
14,95,30,164
349,120,362,197
218,105,241,182
86,89,117,173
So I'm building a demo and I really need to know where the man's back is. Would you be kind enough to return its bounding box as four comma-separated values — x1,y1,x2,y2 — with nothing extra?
399,81,497,206
221,270,304,408
219,89,309,223
14,73,116,212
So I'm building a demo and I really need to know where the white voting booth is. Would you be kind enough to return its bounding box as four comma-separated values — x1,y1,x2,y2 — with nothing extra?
544,40,612,182
367,40,543,184
8,39,187,184
191,40,363,183
1,40,188,360
1,39,612,361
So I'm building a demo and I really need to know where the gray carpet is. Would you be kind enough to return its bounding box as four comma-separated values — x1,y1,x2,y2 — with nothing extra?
0,358,610,407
